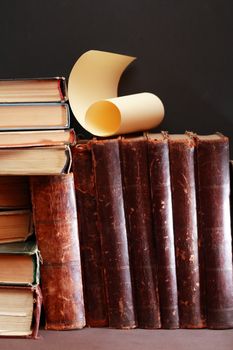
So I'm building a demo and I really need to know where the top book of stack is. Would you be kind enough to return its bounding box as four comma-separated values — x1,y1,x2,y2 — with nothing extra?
0,77,67,103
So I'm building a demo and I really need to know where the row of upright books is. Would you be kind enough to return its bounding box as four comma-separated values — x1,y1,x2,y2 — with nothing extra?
72,133,233,330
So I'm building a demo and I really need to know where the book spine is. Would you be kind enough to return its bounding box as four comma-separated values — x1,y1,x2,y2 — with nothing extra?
148,138,179,329
195,136,233,328
30,286,43,339
119,137,161,329
230,161,233,261
168,138,205,328
30,174,85,330
92,139,136,329
72,144,108,327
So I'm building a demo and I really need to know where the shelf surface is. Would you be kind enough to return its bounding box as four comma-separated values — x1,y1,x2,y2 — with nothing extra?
0,328,233,350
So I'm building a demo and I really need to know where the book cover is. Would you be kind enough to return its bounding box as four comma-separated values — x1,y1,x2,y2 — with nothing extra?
0,77,67,103
30,173,85,330
0,145,71,175
0,241,39,286
194,134,233,329
0,176,30,209
0,129,76,148
0,103,70,130
72,142,108,327
168,134,205,328
92,139,136,329
147,133,179,329
0,285,42,339
119,136,161,329
0,210,33,244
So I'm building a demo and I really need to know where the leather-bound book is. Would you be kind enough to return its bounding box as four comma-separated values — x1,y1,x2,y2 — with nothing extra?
147,133,179,329
194,134,233,329
168,134,205,328
30,173,85,330
230,160,233,257
0,285,42,339
72,142,108,327
92,139,136,329
119,136,161,329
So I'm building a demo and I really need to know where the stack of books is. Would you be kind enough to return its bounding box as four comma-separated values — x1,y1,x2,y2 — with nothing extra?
0,77,75,175
0,176,41,338
0,77,85,336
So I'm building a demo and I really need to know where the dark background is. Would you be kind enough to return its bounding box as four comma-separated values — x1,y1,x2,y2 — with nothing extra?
0,0,232,153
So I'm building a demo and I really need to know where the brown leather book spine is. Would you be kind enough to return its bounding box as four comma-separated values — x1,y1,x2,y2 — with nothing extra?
119,137,161,329
72,143,108,327
148,137,179,329
30,286,43,339
92,139,136,329
168,136,205,328
30,173,85,330
230,160,233,259
195,135,233,329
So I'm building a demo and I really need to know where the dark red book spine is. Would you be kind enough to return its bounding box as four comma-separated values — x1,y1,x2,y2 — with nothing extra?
195,135,233,328
72,143,108,327
30,174,85,330
168,136,205,328
119,137,161,329
92,139,136,329
148,136,179,329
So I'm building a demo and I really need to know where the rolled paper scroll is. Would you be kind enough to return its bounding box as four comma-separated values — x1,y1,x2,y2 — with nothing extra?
68,50,164,136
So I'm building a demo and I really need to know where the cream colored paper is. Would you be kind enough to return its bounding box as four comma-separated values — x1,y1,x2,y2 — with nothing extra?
68,50,164,136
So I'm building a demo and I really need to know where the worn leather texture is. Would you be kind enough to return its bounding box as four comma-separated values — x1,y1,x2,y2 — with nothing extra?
92,139,136,329
30,174,85,330
72,143,108,327
195,135,233,329
120,137,161,329
148,137,179,329
169,136,205,328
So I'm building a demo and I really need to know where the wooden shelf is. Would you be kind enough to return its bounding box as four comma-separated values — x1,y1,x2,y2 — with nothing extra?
0,328,233,350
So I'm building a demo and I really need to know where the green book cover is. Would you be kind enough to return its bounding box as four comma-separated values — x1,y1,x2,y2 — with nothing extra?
0,240,40,286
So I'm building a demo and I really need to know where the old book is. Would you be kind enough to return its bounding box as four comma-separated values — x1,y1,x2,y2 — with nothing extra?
194,134,233,329
0,285,42,338
0,77,67,103
0,145,71,175
0,103,69,130
72,142,108,327
0,129,75,148
30,173,85,330
230,160,233,257
119,136,160,329
168,134,205,328
0,241,39,286
0,210,32,244
92,139,136,329
147,133,179,329
0,176,30,209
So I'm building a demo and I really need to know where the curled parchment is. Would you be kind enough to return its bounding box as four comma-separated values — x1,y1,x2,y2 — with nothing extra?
68,50,164,136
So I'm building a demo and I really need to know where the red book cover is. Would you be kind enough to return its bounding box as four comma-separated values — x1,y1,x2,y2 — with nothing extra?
147,134,179,329
72,142,108,327
168,135,205,328
92,139,136,329
195,134,233,329
119,136,161,329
